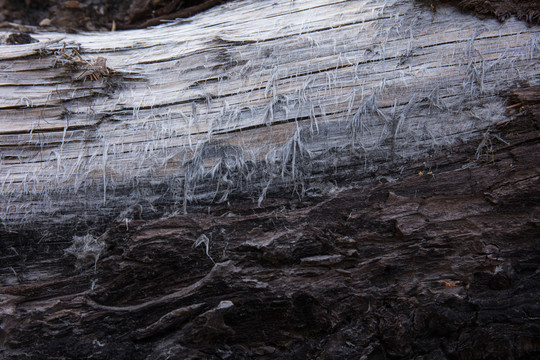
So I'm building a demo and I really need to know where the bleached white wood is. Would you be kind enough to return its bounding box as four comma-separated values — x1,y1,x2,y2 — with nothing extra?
0,0,538,228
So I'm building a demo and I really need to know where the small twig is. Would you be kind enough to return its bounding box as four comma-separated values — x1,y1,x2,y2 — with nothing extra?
505,102,524,109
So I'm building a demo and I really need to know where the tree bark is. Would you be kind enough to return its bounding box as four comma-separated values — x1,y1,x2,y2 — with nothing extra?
0,0,539,359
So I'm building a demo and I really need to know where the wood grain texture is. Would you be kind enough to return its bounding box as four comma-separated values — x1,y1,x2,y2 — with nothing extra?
0,0,538,228
0,103,538,359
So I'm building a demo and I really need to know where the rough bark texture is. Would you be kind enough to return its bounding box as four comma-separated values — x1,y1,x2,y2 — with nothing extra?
0,0,232,32
1,91,539,359
438,0,540,25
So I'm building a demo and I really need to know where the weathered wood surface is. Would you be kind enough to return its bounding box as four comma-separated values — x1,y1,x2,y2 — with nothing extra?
0,0,538,229
1,1,540,359
0,93,539,359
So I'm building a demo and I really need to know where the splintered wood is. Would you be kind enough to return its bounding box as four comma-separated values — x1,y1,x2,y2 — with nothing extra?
0,0,538,228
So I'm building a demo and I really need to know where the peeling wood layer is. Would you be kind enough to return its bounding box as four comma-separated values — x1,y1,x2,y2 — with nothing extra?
0,0,539,228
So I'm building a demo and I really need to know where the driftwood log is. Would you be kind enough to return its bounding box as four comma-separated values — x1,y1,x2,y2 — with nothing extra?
0,0,539,359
